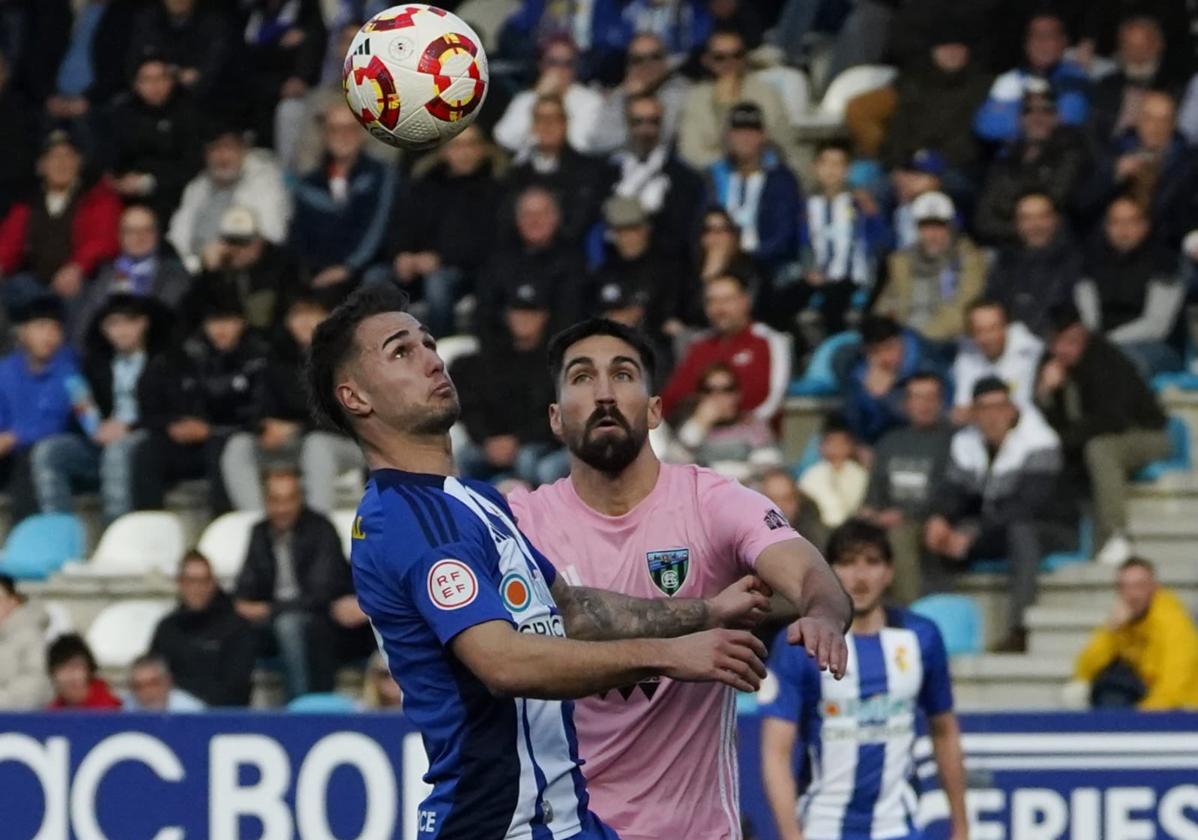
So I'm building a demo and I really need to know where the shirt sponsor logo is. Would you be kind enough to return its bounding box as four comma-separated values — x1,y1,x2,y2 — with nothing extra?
501,572,532,612
427,559,478,610
763,509,790,531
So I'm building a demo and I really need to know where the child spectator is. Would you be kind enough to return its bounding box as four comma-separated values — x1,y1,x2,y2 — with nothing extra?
46,632,121,710
798,415,869,529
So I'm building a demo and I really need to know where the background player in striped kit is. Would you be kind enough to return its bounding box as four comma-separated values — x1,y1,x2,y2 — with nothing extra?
761,519,968,840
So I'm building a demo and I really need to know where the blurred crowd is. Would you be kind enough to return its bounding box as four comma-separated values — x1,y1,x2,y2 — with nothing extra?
2,0,1198,705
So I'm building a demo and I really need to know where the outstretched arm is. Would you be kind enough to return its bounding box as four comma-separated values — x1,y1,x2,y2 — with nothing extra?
550,575,770,642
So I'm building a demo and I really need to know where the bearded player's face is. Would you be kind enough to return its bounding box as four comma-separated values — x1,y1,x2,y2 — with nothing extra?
551,335,661,474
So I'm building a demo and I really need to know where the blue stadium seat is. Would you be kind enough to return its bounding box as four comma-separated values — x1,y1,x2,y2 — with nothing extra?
287,693,359,713
792,434,822,478
1136,416,1191,482
789,330,860,396
970,517,1094,574
909,594,982,656
1150,372,1198,392
0,514,85,580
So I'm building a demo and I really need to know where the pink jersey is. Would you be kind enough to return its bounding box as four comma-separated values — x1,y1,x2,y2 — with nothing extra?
507,463,801,840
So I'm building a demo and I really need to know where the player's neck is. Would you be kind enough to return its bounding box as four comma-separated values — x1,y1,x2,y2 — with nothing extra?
364,433,457,477
850,605,886,636
569,446,661,517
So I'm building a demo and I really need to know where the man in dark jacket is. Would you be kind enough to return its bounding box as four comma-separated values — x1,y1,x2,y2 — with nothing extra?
126,0,234,103
1036,304,1170,567
974,84,1092,245
241,0,327,149
451,285,568,486
233,467,364,699
985,191,1081,337
0,50,37,218
1088,16,1185,144
150,550,256,706
135,293,268,513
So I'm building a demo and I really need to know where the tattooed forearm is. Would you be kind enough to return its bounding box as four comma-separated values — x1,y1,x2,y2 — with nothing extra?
556,585,711,641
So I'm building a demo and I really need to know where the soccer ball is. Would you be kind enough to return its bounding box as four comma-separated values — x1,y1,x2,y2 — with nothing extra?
343,4,489,150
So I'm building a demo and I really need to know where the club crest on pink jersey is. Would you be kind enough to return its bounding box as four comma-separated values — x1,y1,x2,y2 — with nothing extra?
646,548,689,596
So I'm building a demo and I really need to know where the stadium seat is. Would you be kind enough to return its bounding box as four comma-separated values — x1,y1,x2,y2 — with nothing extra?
434,334,480,370
971,517,1094,574
287,692,359,713
909,594,982,656
197,511,262,579
66,512,186,578
331,509,358,560
86,600,173,668
799,65,897,126
1135,416,1191,482
792,435,822,478
789,331,859,396
42,600,75,642
756,64,811,126
0,513,85,580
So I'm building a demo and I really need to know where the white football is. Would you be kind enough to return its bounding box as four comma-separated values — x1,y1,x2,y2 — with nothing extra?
342,4,489,150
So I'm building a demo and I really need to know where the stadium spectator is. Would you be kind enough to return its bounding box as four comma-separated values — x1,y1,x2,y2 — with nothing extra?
388,124,501,337
0,296,90,522
233,467,363,699
73,205,190,348
973,11,1089,144
1036,305,1170,567
592,282,674,389
100,52,203,225
798,415,868,530
677,28,794,170
0,130,121,320
127,0,234,103
926,378,1072,652
672,362,780,470
951,298,1044,424
588,196,693,345
834,315,934,447
1075,195,1183,378
136,294,268,513
168,120,291,274
1073,557,1198,710
874,191,985,348
984,191,1081,338
1074,1,1192,83
756,467,827,550
494,36,603,155
973,82,1092,246
42,0,138,134
453,284,567,486
0,51,37,218
589,33,692,153
241,0,327,151
288,99,395,297
1088,17,1182,144
0,574,53,710
32,294,161,522
604,91,706,268
660,272,791,424
476,186,585,349
46,632,121,710
221,296,363,513
1092,90,1198,248
888,149,946,250
123,652,206,711
361,650,402,710
501,94,612,247
860,373,954,604
697,206,759,290
705,102,801,276
150,550,257,707
870,28,991,174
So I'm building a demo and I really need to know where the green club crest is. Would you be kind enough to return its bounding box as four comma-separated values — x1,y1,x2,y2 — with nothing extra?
646,548,690,596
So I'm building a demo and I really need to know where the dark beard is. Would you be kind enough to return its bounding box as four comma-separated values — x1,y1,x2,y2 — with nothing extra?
569,405,646,475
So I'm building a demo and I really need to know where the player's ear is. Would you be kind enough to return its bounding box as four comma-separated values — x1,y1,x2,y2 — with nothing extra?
646,394,663,431
337,378,372,420
548,401,563,440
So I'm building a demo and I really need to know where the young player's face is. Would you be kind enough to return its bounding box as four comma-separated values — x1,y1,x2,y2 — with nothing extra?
551,334,661,473
833,547,893,617
340,311,460,437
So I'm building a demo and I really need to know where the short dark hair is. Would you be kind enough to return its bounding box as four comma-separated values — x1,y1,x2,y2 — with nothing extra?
1047,301,1083,334
1015,189,1056,212
547,318,658,393
971,375,1010,401
625,91,662,114
821,412,854,438
815,139,853,159
860,314,901,347
1120,556,1156,575
0,573,16,599
178,549,213,575
706,271,751,293
966,296,1009,320
826,518,893,565
903,371,944,392
47,633,97,676
306,283,411,436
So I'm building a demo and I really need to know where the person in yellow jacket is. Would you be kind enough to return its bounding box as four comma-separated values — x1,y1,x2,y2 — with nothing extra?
1074,556,1198,709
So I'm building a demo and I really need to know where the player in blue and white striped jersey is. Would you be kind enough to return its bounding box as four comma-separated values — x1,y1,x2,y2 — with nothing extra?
762,519,969,840
306,285,772,840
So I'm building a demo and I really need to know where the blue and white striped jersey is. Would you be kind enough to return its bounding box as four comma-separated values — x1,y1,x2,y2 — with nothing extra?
762,609,953,840
350,468,617,840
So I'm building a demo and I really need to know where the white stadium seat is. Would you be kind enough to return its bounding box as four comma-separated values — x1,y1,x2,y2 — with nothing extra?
42,600,75,642
66,512,187,577
756,64,811,127
86,600,173,668
197,511,262,580
798,64,897,128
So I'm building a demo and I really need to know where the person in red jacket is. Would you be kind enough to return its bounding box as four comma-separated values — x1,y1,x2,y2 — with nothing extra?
660,271,792,424
45,632,122,710
0,130,122,325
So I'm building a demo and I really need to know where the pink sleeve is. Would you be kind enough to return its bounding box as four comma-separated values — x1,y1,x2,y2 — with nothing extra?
698,472,800,571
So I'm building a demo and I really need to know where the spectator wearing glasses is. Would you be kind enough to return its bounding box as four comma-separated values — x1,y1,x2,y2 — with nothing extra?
697,207,759,290
672,362,780,470
590,32,692,153
677,28,794,170
494,36,604,156
123,653,206,712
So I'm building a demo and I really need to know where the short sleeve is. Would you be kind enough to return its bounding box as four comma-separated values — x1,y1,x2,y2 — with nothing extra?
761,631,813,723
408,542,515,645
699,471,802,571
915,618,954,717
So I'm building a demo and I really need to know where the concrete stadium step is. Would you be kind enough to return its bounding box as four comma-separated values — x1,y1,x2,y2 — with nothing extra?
1037,560,1198,611
1024,605,1105,658
950,654,1072,710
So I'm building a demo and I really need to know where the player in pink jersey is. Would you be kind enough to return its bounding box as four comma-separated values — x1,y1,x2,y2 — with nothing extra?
508,319,852,840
